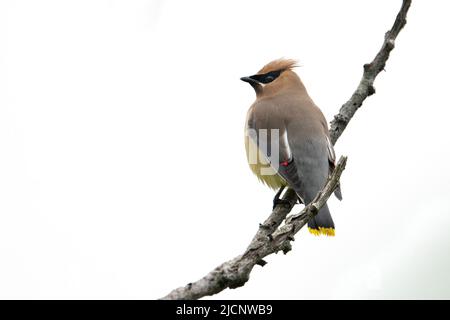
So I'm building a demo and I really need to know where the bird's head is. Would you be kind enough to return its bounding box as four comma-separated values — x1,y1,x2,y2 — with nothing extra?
240,58,301,98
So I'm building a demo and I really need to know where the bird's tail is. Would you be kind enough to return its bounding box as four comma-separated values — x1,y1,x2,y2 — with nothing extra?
308,203,335,236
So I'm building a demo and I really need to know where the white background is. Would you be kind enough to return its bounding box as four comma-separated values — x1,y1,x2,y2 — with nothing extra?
1,0,450,299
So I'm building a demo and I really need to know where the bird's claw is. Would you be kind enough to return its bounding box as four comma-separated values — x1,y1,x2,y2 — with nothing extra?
273,198,292,209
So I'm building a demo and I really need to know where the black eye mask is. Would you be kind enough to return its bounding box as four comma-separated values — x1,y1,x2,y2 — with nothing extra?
249,70,282,84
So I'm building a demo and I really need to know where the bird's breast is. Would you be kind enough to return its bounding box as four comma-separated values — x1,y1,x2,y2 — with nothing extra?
244,129,287,190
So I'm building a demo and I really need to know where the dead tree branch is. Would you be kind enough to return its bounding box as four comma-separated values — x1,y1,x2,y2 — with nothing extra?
161,0,411,300
162,157,347,300
329,0,411,145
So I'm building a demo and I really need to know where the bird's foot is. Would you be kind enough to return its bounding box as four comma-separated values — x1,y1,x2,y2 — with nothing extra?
273,186,290,209
273,186,303,209
273,198,292,209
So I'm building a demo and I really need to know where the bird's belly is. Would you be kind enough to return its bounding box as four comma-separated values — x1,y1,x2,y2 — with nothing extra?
245,137,287,190
248,162,286,190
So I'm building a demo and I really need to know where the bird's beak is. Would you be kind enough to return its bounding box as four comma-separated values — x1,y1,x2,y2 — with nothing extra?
240,76,259,86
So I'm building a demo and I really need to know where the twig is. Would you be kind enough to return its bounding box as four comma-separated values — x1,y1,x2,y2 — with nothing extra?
161,0,411,300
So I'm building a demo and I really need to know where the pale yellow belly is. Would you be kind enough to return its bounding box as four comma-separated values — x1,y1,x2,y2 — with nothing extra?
245,136,287,190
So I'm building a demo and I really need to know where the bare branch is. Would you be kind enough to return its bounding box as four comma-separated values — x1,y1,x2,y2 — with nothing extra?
162,157,347,300
161,0,411,300
329,0,411,145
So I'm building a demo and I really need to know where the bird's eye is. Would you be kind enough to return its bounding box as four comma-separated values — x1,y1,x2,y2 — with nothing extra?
265,76,275,82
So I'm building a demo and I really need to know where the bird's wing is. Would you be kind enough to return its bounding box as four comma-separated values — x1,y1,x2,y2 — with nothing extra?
246,100,293,164
272,128,306,201
246,99,340,202
246,100,303,193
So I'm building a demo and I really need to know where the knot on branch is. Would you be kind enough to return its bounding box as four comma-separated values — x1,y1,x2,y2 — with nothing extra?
310,204,319,215
363,63,372,72
281,241,292,254
256,259,267,267
333,113,350,124
226,270,250,289
259,222,270,230
210,264,250,290
386,38,395,50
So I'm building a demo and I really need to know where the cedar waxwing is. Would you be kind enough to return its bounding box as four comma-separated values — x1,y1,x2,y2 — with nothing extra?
241,58,342,236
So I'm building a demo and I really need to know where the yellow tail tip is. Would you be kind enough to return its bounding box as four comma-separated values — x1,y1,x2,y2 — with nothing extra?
308,227,335,237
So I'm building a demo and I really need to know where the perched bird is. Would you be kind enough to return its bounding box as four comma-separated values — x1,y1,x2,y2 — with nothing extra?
241,58,341,236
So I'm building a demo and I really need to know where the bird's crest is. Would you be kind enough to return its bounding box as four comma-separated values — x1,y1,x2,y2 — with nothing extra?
257,58,298,75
